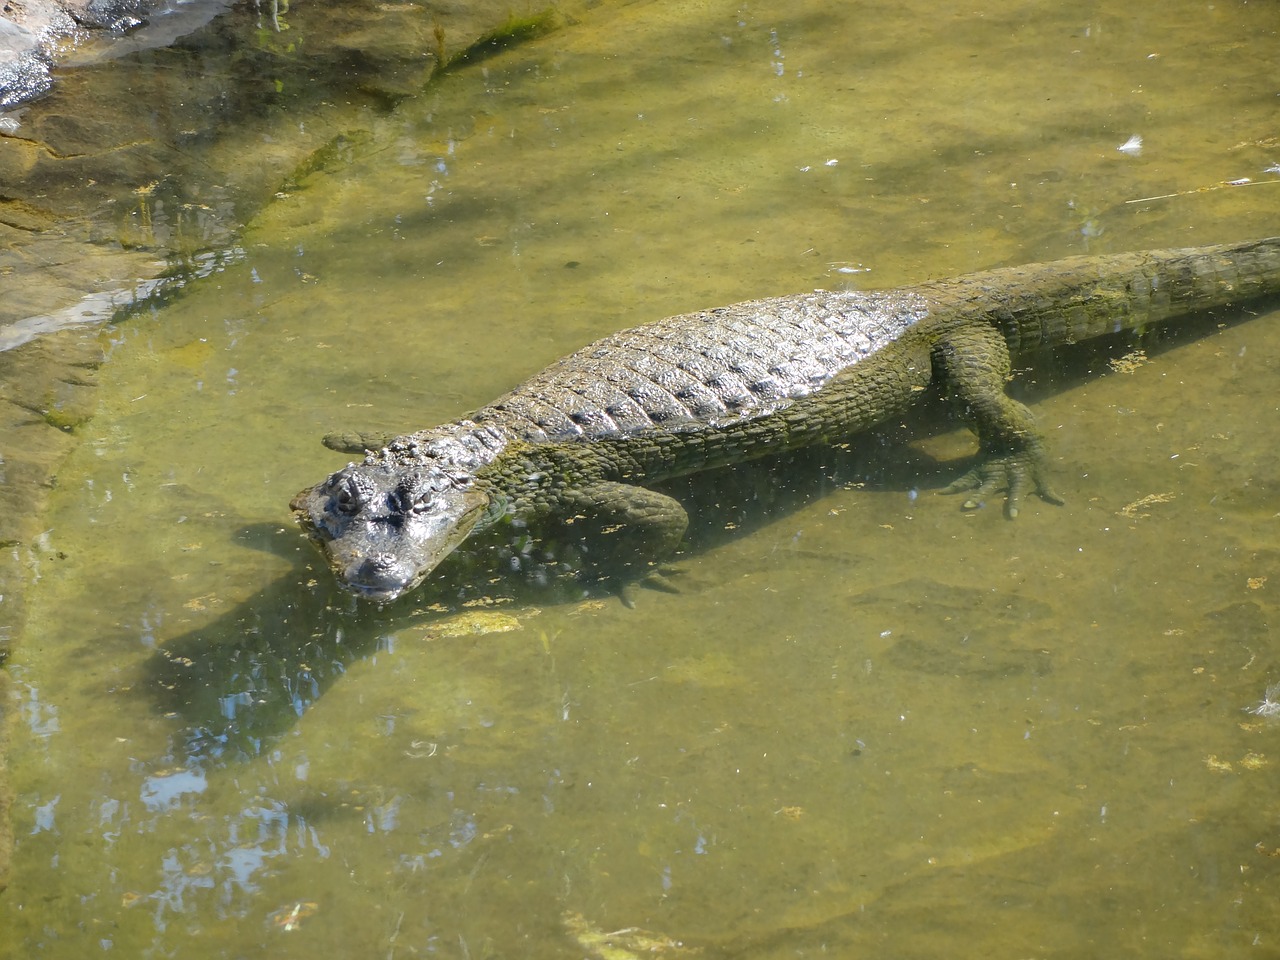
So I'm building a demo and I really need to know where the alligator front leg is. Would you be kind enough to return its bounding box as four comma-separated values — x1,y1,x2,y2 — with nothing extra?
558,480,689,578
932,321,1065,518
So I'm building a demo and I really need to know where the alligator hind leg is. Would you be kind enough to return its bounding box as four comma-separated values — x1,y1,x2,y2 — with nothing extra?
558,481,690,580
932,321,1064,518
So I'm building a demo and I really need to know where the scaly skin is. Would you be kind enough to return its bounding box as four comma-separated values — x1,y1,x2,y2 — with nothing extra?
292,238,1280,601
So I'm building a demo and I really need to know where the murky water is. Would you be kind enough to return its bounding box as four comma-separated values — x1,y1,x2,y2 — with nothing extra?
6,0,1280,956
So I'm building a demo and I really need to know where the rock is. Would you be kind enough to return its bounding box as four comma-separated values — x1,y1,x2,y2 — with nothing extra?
80,0,151,31
0,0,581,894
0,0,228,107
0,0,77,107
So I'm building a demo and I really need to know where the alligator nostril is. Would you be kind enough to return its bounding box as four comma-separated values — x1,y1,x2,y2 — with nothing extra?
369,552,398,573
346,552,413,602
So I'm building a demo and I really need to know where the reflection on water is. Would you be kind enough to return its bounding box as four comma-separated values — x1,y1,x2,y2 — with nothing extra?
6,0,1280,957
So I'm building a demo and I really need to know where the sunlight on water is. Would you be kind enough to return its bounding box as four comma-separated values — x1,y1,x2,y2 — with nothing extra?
5,0,1280,957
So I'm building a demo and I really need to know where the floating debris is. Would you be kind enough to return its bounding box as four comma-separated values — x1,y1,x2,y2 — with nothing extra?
421,608,538,640
1205,752,1269,773
1118,492,1175,519
1107,349,1148,374
1117,134,1144,156
1125,176,1280,204
267,901,319,932
1248,683,1280,718
563,910,699,959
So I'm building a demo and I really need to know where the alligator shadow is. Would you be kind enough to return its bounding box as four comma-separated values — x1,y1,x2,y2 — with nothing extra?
143,303,1270,765
144,414,955,765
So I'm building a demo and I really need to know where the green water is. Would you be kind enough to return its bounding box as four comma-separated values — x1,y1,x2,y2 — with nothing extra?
6,0,1280,956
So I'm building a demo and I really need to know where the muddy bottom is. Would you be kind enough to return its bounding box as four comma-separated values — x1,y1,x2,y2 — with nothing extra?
4,0,1280,956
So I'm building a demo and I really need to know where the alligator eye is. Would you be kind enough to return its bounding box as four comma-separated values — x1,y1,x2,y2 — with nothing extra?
332,473,374,515
334,484,359,514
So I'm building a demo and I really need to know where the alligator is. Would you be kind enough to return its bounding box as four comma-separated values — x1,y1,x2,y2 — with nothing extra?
292,237,1280,602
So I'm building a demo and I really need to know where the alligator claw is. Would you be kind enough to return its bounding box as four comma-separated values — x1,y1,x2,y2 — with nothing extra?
616,565,684,607
941,452,1064,519
639,567,683,594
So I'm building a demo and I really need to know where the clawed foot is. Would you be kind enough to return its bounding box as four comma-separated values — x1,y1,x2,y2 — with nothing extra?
617,565,685,608
941,452,1064,519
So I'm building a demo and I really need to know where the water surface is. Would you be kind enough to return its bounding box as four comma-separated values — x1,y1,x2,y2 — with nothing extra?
6,1,1280,956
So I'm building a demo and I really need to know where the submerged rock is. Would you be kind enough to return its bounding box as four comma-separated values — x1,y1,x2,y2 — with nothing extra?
0,0,578,903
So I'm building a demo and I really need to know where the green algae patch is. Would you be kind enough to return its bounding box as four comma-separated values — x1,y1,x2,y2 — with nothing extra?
437,7,565,72
282,129,378,192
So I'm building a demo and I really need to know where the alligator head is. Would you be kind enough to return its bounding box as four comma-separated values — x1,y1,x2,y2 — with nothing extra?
291,426,508,601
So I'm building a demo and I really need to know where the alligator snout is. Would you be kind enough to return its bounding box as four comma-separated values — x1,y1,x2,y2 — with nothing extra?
292,460,492,602
344,551,417,602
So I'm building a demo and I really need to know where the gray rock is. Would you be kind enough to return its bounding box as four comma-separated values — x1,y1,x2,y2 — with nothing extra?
0,0,177,106
82,0,152,30
1,0,75,107
0,52,51,107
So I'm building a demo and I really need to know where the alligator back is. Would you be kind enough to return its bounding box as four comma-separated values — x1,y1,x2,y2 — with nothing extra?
476,238,1280,449
476,289,930,442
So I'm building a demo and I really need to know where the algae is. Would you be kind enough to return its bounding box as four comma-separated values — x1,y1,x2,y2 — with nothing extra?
436,7,564,72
